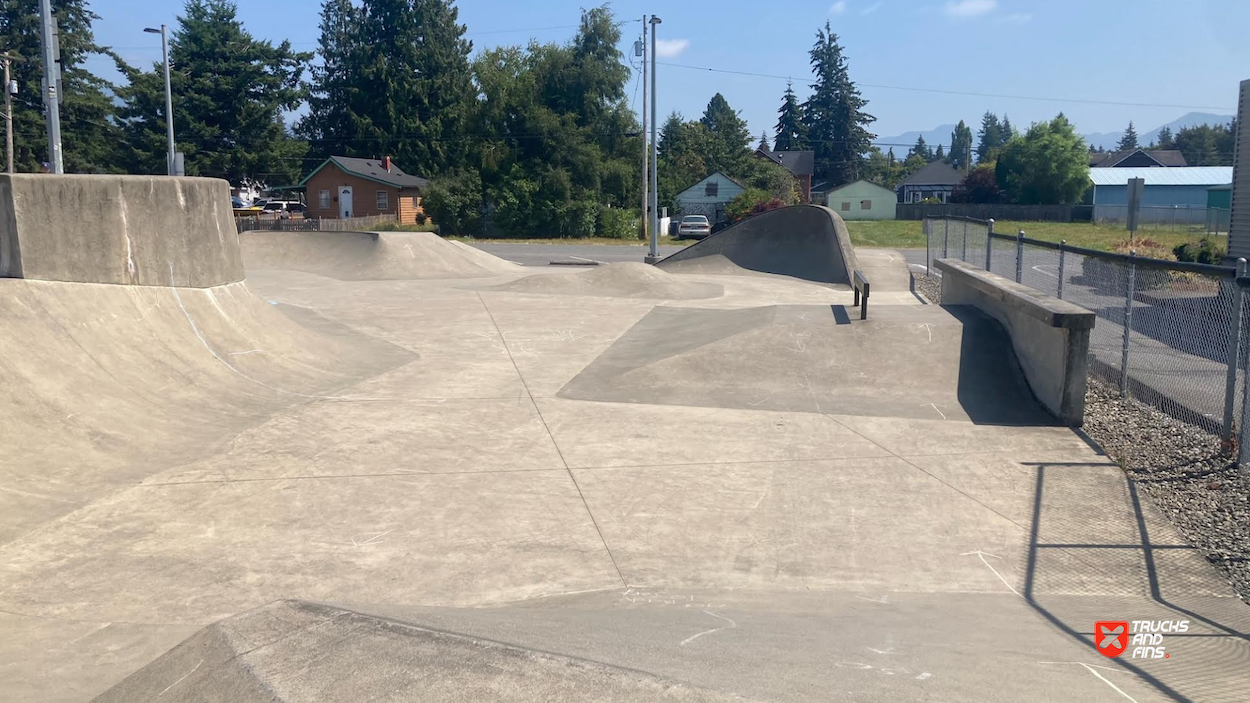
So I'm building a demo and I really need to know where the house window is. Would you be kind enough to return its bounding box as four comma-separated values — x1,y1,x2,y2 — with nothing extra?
861,200,872,210
705,181,718,198
913,191,923,203
376,190,389,210
318,190,330,209
841,202,851,211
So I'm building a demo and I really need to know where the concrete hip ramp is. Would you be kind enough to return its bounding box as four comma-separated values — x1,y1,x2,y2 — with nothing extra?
241,230,520,280
656,204,859,285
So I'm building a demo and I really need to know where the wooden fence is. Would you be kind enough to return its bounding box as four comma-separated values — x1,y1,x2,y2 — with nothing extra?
235,213,398,233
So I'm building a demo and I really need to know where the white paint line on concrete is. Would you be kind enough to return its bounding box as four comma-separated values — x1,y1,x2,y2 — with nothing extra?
680,610,737,646
157,659,202,697
928,403,947,420
918,323,934,342
1031,264,1059,279
854,595,890,604
1038,662,1139,702
228,349,263,356
959,550,1020,597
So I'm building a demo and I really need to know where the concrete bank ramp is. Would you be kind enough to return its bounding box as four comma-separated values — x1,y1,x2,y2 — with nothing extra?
558,303,1052,424
241,230,520,280
484,262,723,300
93,601,747,703
656,204,858,285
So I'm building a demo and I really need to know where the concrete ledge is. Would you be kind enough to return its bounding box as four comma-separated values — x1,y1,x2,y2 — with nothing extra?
936,258,1095,426
0,175,242,287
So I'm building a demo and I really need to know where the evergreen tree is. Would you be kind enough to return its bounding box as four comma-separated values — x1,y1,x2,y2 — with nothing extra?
299,0,360,158
699,93,751,174
976,111,1002,163
908,134,932,162
348,0,476,174
1000,115,1014,140
116,0,311,183
1156,126,1174,150
934,143,945,161
948,120,973,170
773,81,805,151
1116,121,1139,151
758,130,770,151
801,22,874,185
1,0,121,171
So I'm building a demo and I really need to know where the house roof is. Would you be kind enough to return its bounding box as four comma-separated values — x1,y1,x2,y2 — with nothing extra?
823,179,895,197
1089,149,1188,167
675,171,745,200
896,161,963,188
298,156,431,190
755,148,815,176
1087,166,1232,187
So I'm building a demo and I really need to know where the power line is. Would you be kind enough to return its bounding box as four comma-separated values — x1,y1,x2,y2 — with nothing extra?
657,61,1237,112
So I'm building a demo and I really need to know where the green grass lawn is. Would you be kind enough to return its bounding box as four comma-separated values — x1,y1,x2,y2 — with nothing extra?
846,219,1224,253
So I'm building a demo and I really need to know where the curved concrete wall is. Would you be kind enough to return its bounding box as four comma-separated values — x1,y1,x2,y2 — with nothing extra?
657,204,859,285
0,175,242,287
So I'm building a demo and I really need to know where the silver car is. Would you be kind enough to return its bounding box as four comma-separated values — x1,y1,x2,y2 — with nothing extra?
677,214,711,239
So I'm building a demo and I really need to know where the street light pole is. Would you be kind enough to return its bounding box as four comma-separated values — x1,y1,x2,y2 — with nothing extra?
145,25,175,176
38,0,62,173
2,55,16,174
647,15,661,262
639,16,647,243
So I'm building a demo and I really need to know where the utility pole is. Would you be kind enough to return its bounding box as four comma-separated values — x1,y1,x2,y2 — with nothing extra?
2,54,19,174
646,15,661,263
38,0,63,173
639,16,648,243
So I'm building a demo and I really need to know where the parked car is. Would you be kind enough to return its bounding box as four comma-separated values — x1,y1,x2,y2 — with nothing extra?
677,214,712,239
260,201,309,218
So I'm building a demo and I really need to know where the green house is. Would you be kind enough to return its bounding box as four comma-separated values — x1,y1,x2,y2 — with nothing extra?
819,180,897,220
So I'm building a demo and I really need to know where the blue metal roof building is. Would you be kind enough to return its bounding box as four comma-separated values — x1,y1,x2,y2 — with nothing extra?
1089,167,1232,223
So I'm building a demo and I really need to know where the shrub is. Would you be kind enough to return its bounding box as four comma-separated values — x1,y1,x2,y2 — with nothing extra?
1173,238,1226,265
1109,237,1175,261
920,196,944,205
749,198,785,218
423,170,482,236
415,212,428,225
597,206,638,239
726,187,773,223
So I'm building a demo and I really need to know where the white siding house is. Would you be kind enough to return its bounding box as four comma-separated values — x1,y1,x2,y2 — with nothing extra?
675,172,745,225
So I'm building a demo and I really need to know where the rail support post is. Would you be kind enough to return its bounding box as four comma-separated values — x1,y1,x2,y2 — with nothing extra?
1222,258,1247,441
1120,251,1137,398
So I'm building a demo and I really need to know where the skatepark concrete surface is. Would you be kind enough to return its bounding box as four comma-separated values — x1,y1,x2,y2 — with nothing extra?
483,261,723,300
2,188,1248,703
240,229,521,279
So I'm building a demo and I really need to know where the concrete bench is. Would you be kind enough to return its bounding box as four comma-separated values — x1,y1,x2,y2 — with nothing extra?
935,258,1096,426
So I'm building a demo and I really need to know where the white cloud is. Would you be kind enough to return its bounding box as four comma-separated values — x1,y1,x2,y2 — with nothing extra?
943,0,997,18
829,1,848,14
995,11,1032,24
654,38,690,59
861,1,883,14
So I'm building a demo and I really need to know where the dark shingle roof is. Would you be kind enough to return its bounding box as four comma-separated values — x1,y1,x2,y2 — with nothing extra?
1089,149,1188,168
755,148,814,176
301,156,431,189
897,161,963,187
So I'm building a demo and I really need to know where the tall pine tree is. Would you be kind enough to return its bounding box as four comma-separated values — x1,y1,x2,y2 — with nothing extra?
773,81,805,151
908,134,932,162
1116,121,1139,151
1156,126,1174,149
699,93,751,174
976,111,1005,163
758,130,770,151
801,22,874,185
1,0,120,171
948,120,973,170
115,0,311,183
299,0,360,157
340,0,476,173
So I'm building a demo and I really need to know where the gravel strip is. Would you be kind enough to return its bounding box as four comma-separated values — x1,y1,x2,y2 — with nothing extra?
912,272,942,304
911,270,1250,603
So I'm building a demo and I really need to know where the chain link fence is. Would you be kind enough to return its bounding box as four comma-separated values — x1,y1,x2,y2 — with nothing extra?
923,217,1249,445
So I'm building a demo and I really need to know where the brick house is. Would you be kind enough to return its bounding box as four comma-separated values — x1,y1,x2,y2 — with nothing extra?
299,156,430,224
754,147,815,203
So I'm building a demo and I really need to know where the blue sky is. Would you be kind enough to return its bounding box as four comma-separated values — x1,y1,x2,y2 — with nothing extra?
91,0,1249,147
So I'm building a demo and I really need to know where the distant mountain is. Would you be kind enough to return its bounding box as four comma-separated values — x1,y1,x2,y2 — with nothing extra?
876,112,1236,154
1084,112,1233,150
873,124,958,154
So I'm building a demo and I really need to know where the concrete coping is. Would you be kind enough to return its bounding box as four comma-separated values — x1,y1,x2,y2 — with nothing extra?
934,258,1095,331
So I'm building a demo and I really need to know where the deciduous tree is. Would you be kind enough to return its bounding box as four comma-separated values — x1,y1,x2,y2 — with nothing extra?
995,114,1089,204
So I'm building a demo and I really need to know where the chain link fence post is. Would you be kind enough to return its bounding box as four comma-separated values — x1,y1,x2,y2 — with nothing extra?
1121,251,1137,399
961,220,968,262
943,219,949,259
924,218,930,275
985,218,994,273
1222,258,1248,441
1057,241,1066,300
1015,229,1024,283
